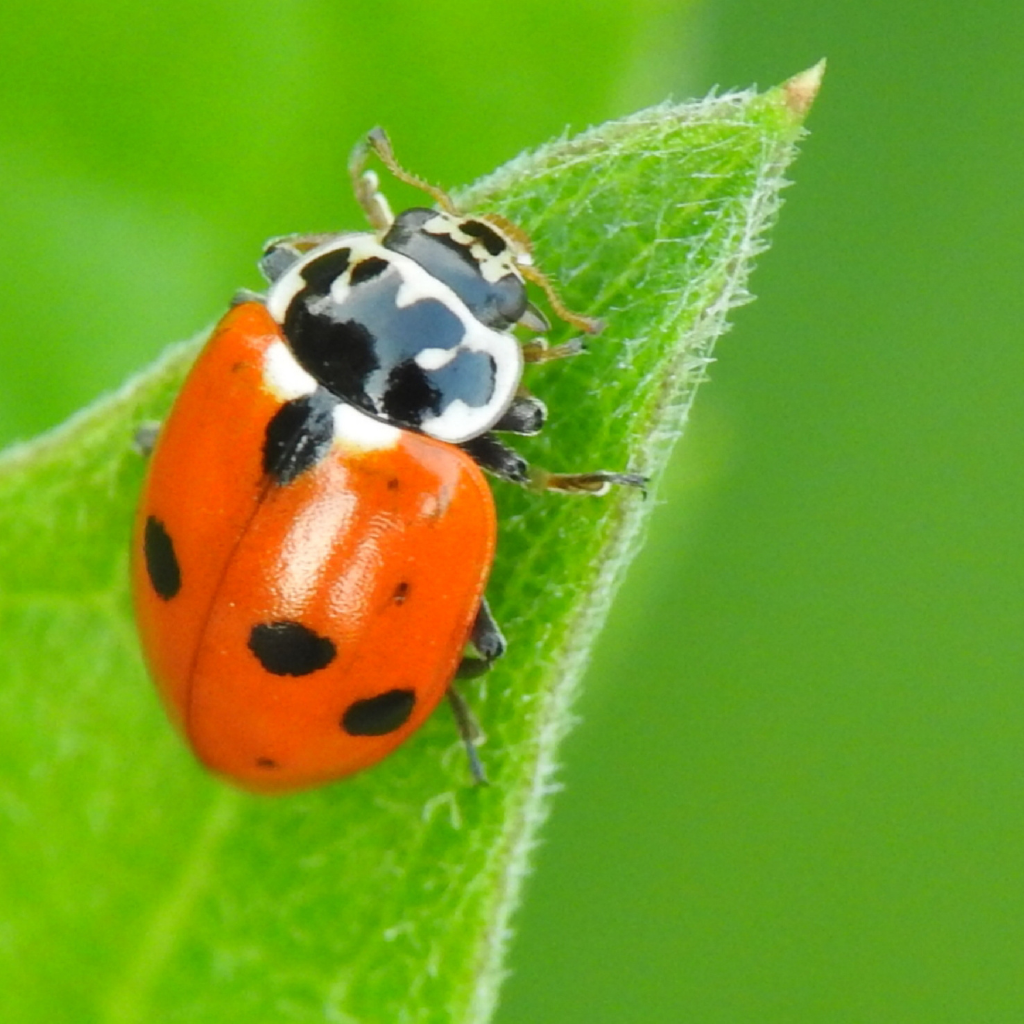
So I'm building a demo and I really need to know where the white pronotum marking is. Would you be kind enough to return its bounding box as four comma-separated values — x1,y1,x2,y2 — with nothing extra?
414,347,458,371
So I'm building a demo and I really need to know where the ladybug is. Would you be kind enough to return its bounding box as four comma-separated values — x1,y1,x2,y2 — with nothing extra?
132,129,643,793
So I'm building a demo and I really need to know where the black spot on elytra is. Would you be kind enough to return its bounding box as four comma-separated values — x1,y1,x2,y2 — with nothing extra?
386,477,400,490
248,620,337,676
143,516,181,600
349,256,389,285
393,581,410,605
341,689,416,736
255,757,279,770
460,219,508,257
262,389,337,485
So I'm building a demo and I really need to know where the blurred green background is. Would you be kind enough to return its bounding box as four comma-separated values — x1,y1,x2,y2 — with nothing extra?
3,0,1023,1021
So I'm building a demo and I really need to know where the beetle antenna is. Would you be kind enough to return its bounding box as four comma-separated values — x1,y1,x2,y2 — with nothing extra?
518,263,605,335
364,127,459,215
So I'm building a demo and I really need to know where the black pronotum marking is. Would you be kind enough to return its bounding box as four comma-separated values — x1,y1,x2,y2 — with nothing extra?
299,246,352,291
143,515,181,600
262,388,337,485
392,581,410,605
349,256,389,285
248,620,337,676
341,689,416,736
379,360,442,425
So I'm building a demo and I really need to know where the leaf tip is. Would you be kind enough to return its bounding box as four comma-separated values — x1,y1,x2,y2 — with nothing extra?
782,59,827,120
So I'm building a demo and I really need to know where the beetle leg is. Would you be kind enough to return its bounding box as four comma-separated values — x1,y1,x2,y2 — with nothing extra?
460,434,529,485
531,468,648,497
492,392,546,436
471,597,506,662
133,421,162,457
521,336,586,364
460,433,646,495
457,598,506,678
446,686,488,786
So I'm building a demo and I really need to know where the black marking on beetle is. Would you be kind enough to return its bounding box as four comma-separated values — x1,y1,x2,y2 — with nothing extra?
381,361,442,426
341,689,416,736
299,246,352,291
248,620,337,676
283,241,510,431
422,221,482,271
460,219,507,256
143,516,181,600
459,433,529,484
393,581,410,605
262,388,337,485
349,256,389,286
386,477,400,490
383,208,527,329
255,757,279,770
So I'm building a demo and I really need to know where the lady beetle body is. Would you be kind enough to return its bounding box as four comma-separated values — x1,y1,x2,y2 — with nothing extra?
133,303,496,792
133,130,643,793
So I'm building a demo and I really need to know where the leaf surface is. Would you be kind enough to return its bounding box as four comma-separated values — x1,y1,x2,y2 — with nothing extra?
0,69,820,1024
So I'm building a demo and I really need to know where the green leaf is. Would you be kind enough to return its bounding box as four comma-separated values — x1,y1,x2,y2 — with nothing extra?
0,67,821,1024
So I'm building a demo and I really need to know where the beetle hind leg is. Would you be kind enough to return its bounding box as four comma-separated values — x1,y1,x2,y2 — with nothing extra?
457,598,506,678
446,686,488,786
449,598,505,783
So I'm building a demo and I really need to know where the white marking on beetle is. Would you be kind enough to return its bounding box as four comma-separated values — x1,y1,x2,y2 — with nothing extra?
415,347,458,371
265,233,377,322
265,235,525,446
421,395,512,443
421,212,521,284
332,403,401,451
263,341,317,400
392,256,450,309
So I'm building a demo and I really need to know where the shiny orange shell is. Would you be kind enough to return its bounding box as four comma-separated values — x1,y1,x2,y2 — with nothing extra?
132,302,496,793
